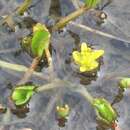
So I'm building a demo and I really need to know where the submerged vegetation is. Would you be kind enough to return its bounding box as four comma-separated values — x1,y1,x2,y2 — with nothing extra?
0,0,130,130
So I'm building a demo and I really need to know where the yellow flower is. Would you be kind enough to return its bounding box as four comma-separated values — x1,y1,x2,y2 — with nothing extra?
72,42,104,72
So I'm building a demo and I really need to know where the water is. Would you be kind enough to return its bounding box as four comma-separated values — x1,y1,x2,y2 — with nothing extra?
0,0,130,130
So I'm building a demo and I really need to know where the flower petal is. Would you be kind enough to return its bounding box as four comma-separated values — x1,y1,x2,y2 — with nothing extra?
81,42,89,52
72,51,81,63
92,50,104,60
80,66,87,72
89,60,99,70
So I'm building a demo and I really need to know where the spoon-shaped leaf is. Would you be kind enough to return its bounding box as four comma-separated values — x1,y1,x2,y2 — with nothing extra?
31,23,50,57
11,85,37,106
93,98,117,125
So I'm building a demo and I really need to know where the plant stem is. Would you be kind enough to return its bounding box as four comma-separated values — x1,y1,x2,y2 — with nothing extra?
45,49,52,66
0,59,48,80
36,79,62,92
114,124,121,130
67,82,94,104
75,87,94,104
17,0,32,15
2,108,11,124
17,56,40,85
70,22,130,43
37,79,94,104
0,48,21,54
45,48,55,81
52,5,90,31
0,0,32,30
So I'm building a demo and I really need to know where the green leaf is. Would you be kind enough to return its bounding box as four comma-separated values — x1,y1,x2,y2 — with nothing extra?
119,78,130,89
84,0,101,8
11,85,37,106
93,98,117,125
31,24,50,57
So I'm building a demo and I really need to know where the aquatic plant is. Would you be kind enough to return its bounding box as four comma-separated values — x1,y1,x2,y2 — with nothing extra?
56,104,70,127
19,23,51,85
11,85,37,106
72,42,104,72
84,0,101,8
93,98,117,125
56,104,70,118
119,77,130,89
0,0,124,130
22,23,50,58
31,23,50,58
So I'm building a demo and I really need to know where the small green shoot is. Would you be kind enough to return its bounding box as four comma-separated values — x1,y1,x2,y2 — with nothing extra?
11,85,37,106
56,104,70,118
31,23,51,58
93,98,117,125
119,77,130,89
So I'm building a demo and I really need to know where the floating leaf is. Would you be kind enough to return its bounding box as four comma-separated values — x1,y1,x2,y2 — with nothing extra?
11,85,37,106
84,0,101,8
31,23,51,57
119,78,130,89
93,98,117,125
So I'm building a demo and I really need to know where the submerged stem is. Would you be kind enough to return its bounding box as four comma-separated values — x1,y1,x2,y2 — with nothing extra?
36,79,62,92
37,79,94,104
45,48,55,81
0,0,32,30
0,59,48,80
17,0,32,15
75,87,94,104
45,49,52,66
17,56,40,85
70,22,130,43
52,5,90,31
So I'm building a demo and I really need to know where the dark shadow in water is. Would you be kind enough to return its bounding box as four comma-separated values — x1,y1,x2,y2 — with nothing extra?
56,117,67,128
49,0,61,18
111,88,124,106
11,106,30,118
96,0,112,10
68,30,80,47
